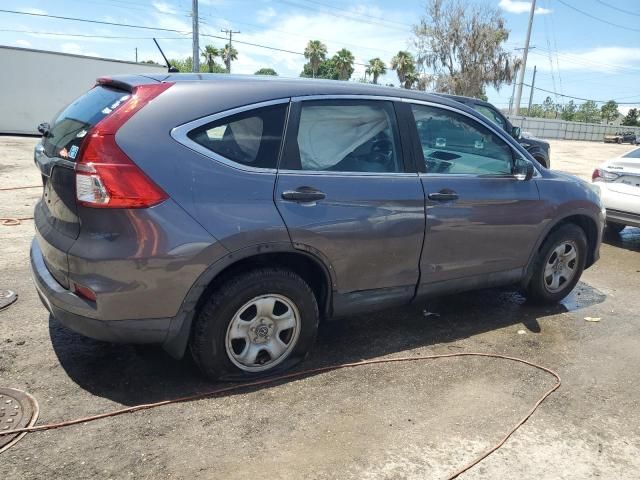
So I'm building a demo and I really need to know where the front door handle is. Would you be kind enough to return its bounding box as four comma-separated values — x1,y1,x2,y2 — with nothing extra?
281,187,326,203
428,190,459,201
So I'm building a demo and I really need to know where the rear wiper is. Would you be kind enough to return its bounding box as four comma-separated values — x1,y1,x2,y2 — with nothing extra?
37,122,51,138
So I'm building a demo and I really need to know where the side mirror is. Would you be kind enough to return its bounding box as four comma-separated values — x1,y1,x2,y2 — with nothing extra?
511,126,521,139
513,157,534,181
37,122,51,137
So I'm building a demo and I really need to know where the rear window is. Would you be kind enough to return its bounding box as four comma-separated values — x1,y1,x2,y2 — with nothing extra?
187,104,288,169
623,148,640,158
43,86,130,159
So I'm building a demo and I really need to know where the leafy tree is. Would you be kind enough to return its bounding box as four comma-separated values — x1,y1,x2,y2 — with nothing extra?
390,51,416,88
301,58,339,79
522,104,544,118
600,100,620,123
542,96,556,118
404,71,420,90
412,0,519,97
169,57,208,73
304,40,328,78
201,45,220,73
365,57,387,84
560,101,577,121
220,43,238,73
622,108,639,127
575,100,600,123
255,68,278,76
333,48,355,81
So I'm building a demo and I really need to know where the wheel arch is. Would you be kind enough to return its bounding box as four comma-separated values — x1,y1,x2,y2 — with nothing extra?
162,243,334,358
523,212,600,286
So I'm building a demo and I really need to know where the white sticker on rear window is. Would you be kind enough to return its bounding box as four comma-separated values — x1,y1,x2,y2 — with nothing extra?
69,145,79,159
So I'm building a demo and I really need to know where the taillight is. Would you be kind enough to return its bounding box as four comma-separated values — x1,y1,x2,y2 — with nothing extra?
592,168,619,183
75,82,173,208
73,283,96,302
592,169,601,182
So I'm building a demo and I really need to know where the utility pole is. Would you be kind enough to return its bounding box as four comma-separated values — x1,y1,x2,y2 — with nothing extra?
508,65,519,115
221,28,240,73
527,65,537,114
192,0,199,73
135,47,138,63
513,0,536,115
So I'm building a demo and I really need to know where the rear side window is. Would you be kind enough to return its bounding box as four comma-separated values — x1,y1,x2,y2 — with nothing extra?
472,104,506,130
411,104,513,175
43,86,130,159
281,100,403,173
187,104,288,169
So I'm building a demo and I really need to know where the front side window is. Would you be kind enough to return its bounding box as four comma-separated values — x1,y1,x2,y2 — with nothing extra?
473,104,507,130
411,104,514,175
187,104,287,169
282,100,403,173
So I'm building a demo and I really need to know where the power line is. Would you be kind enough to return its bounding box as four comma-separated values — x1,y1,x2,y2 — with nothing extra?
524,83,640,104
595,0,640,17
0,28,190,40
556,0,640,32
0,8,372,67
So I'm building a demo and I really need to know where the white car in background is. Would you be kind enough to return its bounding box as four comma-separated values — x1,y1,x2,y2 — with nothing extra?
592,147,640,234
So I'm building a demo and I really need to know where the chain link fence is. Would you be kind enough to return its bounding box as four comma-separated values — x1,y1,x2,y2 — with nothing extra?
507,115,640,142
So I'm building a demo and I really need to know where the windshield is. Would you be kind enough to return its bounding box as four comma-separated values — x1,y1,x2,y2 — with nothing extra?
43,86,130,160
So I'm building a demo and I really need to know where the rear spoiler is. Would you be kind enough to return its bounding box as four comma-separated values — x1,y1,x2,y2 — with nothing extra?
96,75,162,92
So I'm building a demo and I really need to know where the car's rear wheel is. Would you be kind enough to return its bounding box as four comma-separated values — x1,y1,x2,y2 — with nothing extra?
190,268,319,381
525,224,587,304
605,222,626,235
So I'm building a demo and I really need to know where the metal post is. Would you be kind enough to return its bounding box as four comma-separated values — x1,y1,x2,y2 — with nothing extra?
514,0,536,115
192,0,199,73
221,29,240,73
527,65,537,114
135,47,138,63
508,65,519,115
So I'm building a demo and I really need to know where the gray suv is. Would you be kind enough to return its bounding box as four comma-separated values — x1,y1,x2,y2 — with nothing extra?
31,75,604,380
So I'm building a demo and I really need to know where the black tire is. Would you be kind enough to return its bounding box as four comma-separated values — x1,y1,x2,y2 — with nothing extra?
533,155,548,168
525,224,588,304
605,222,626,235
190,268,319,381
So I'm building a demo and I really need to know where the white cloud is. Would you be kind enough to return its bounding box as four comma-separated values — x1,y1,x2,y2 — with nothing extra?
153,1,178,15
256,7,277,24
619,105,640,116
15,39,31,47
499,0,551,15
19,7,47,15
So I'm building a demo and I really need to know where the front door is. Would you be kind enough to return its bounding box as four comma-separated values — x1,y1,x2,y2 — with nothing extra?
406,102,544,294
275,98,425,314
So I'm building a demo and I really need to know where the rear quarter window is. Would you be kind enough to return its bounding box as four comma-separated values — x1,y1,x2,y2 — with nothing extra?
187,104,288,169
43,86,130,159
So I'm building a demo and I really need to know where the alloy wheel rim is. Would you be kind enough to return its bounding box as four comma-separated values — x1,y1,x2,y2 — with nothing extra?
225,294,301,372
543,240,578,293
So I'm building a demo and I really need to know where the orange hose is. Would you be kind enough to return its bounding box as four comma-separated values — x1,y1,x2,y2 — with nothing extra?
0,185,41,191
1,217,34,226
0,353,560,479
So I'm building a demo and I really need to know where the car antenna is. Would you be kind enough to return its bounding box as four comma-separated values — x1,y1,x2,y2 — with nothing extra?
153,38,179,73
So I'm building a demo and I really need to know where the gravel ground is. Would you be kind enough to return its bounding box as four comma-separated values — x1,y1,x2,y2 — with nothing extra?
0,136,639,479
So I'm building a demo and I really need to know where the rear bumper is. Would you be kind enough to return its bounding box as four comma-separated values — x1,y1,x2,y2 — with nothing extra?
606,209,640,228
31,239,171,344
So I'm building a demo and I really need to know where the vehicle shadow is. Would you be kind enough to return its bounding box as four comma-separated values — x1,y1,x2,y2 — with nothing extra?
603,227,640,253
49,282,606,407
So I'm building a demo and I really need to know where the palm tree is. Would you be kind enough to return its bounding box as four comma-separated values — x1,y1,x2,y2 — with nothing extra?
365,57,386,84
220,43,238,73
403,71,419,90
304,40,328,78
391,51,416,88
201,45,219,73
333,48,355,81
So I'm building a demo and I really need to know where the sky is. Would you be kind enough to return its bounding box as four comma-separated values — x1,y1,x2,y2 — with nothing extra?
2,0,639,114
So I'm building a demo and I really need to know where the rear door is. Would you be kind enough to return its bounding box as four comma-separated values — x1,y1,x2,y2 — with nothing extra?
405,101,544,294
34,85,131,287
275,97,425,314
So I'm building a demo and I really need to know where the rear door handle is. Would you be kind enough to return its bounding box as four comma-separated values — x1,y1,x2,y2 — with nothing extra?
428,190,459,201
281,187,326,203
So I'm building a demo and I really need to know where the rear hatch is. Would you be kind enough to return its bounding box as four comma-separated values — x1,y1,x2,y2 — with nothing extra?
34,85,133,287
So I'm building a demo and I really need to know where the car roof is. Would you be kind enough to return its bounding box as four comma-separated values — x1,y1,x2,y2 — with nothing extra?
120,73,476,111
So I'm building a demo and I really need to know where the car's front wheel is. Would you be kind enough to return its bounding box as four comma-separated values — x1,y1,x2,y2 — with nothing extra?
526,224,587,304
190,268,319,381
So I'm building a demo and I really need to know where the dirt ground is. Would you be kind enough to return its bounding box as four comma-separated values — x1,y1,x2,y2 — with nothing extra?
0,137,639,479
